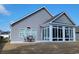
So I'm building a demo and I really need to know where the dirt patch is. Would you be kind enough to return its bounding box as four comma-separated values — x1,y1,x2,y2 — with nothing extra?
0,43,7,53
1,42,79,54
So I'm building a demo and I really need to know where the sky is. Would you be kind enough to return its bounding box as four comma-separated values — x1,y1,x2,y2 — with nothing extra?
0,4,79,31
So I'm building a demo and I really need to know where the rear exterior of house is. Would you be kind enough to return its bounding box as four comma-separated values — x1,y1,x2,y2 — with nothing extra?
10,7,76,43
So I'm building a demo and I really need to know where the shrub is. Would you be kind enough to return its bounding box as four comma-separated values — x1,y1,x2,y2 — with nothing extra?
0,36,3,39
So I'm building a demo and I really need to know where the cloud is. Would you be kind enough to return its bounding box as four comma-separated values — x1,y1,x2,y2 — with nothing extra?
0,5,10,16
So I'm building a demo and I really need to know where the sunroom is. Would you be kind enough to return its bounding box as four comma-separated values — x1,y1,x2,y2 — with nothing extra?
41,13,76,42
41,24,75,42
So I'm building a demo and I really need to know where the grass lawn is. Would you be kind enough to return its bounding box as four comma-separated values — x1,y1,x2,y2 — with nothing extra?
1,42,79,54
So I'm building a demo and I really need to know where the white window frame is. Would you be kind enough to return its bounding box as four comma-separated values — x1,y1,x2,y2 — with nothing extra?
52,26,63,41
42,25,75,42
42,26,49,41
65,27,74,41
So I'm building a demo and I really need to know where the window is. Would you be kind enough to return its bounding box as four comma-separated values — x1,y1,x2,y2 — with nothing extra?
52,26,63,41
52,27,57,41
58,26,63,38
65,27,70,41
42,25,74,42
70,28,73,41
42,29,44,40
42,27,49,40
46,27,49,40
65,27,69,38
65,27,73,41
44,28,46,40
70,28,73,38
47,27,49,38
52,27,57,38
42,28,45,40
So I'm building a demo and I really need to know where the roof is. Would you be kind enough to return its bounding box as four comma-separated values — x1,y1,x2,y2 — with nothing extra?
43,12,63,24
11,7,75,27
43,12,75,25
0,31,10,35
11,7,53,27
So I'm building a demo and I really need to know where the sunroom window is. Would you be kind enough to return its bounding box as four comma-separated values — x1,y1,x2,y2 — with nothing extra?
42,25,74,42
52,26,63,41
65,27,73,41
42,27,49,40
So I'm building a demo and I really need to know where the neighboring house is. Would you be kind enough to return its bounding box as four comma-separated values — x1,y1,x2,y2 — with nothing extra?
0,31,10,38
76,26,79,41
10,7,76,43
0,30,2,34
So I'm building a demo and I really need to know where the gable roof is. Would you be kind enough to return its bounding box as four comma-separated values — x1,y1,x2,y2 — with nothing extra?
43,12,75,25
43,12,63,24
11,7,53,27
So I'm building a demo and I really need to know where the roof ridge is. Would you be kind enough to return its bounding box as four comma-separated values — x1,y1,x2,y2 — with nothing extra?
11,7,53,26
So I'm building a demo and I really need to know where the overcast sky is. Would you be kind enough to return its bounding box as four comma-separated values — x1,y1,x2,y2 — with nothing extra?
0,4,79,31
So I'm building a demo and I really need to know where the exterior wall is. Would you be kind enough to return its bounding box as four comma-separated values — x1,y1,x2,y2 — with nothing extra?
76,33,79,41
10,9,52,42
53,15,74,26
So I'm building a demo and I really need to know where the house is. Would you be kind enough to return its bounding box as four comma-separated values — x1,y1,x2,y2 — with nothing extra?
0,31,10,38
0,30,2,34
10,7,76,43
76,26,79,41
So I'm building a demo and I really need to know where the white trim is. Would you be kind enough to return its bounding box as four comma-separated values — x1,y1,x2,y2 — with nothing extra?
73,27,76,41
42,26,75,42
46,27,49,40
50,12,64,23
57,26,58,40
68,28,70,40
44,28,45,40
41,27,43,41
49,25,52,41
63,26,65,41
49,12,75,25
